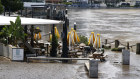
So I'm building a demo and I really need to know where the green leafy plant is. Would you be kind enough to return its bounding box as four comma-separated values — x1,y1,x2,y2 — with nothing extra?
62,2,72,5
0,0,3,14
1,0,23,12
0,16,26,46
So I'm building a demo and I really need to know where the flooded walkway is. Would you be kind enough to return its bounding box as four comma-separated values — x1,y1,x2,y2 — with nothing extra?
1,50,140,79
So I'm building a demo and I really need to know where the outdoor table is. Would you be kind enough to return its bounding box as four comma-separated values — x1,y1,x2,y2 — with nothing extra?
92,52,102,59
44,43,51,56
33,48,41,56
69,51,78,58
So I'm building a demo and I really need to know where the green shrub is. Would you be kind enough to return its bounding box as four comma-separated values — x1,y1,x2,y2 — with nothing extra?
79,35,88,45
111,48,122,51
62,2,72,5
50,33,59,57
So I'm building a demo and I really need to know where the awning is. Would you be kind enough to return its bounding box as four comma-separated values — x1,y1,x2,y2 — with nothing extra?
0,16,63,26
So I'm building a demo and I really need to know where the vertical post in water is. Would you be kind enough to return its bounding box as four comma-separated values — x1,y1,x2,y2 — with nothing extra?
105,39,107,45
136,43,140,54
122,49,130,65
115,40,119,48
89,59,98,78
127,42,129,50
74,22,76,30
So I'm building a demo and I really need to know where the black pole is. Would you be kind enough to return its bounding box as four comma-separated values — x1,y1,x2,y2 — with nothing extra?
25,7,27,17
21,9,22,16
4,6,5,16
50,24,57,57
65,9,68,14
24,25,28,41
31,25,34,47
61,16,68,63
32,7,34,18
53,8,56,20
74,22,76,30
9,8,10,16
47,7,50,19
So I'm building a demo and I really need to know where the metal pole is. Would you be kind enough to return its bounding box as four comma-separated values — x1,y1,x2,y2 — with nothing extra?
24,25,28,42
4,6,5,16
61,16,68,63
31,25,34,47
9,8,10,16
21,9,22,16
32,7,34,18
25,7,27,17
74,22,76,30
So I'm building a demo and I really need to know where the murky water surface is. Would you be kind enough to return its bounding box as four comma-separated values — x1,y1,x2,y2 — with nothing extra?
68,9,140,44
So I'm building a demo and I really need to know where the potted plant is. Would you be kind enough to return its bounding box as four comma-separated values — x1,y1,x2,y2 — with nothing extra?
0,16,26,60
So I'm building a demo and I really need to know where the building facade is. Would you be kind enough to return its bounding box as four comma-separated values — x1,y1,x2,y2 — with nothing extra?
23,0,46,7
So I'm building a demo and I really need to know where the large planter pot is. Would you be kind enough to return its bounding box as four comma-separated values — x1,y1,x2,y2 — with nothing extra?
12,48,24,61
1,44,24,61
3,44,9,58
0,43,3,56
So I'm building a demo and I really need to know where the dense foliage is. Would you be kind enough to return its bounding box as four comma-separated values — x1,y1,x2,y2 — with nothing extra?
1,0,23,12
0,16,26,46
50,33,59,57
0,0,3,14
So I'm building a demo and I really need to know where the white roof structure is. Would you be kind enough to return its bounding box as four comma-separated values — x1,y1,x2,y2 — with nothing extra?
0,16,63,26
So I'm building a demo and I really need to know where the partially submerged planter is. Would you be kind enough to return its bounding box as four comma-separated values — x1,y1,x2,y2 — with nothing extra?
111,45,125,52
0,43,3,56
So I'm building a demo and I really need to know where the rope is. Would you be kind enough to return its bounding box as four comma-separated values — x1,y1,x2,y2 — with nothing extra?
120,42,127,47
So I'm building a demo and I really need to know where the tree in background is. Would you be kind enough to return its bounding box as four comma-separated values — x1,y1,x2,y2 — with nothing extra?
0,0,3,14
105,0,121,7
1,0,23,12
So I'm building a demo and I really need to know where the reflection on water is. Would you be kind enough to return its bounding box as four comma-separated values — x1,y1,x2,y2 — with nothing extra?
68,9,140,44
